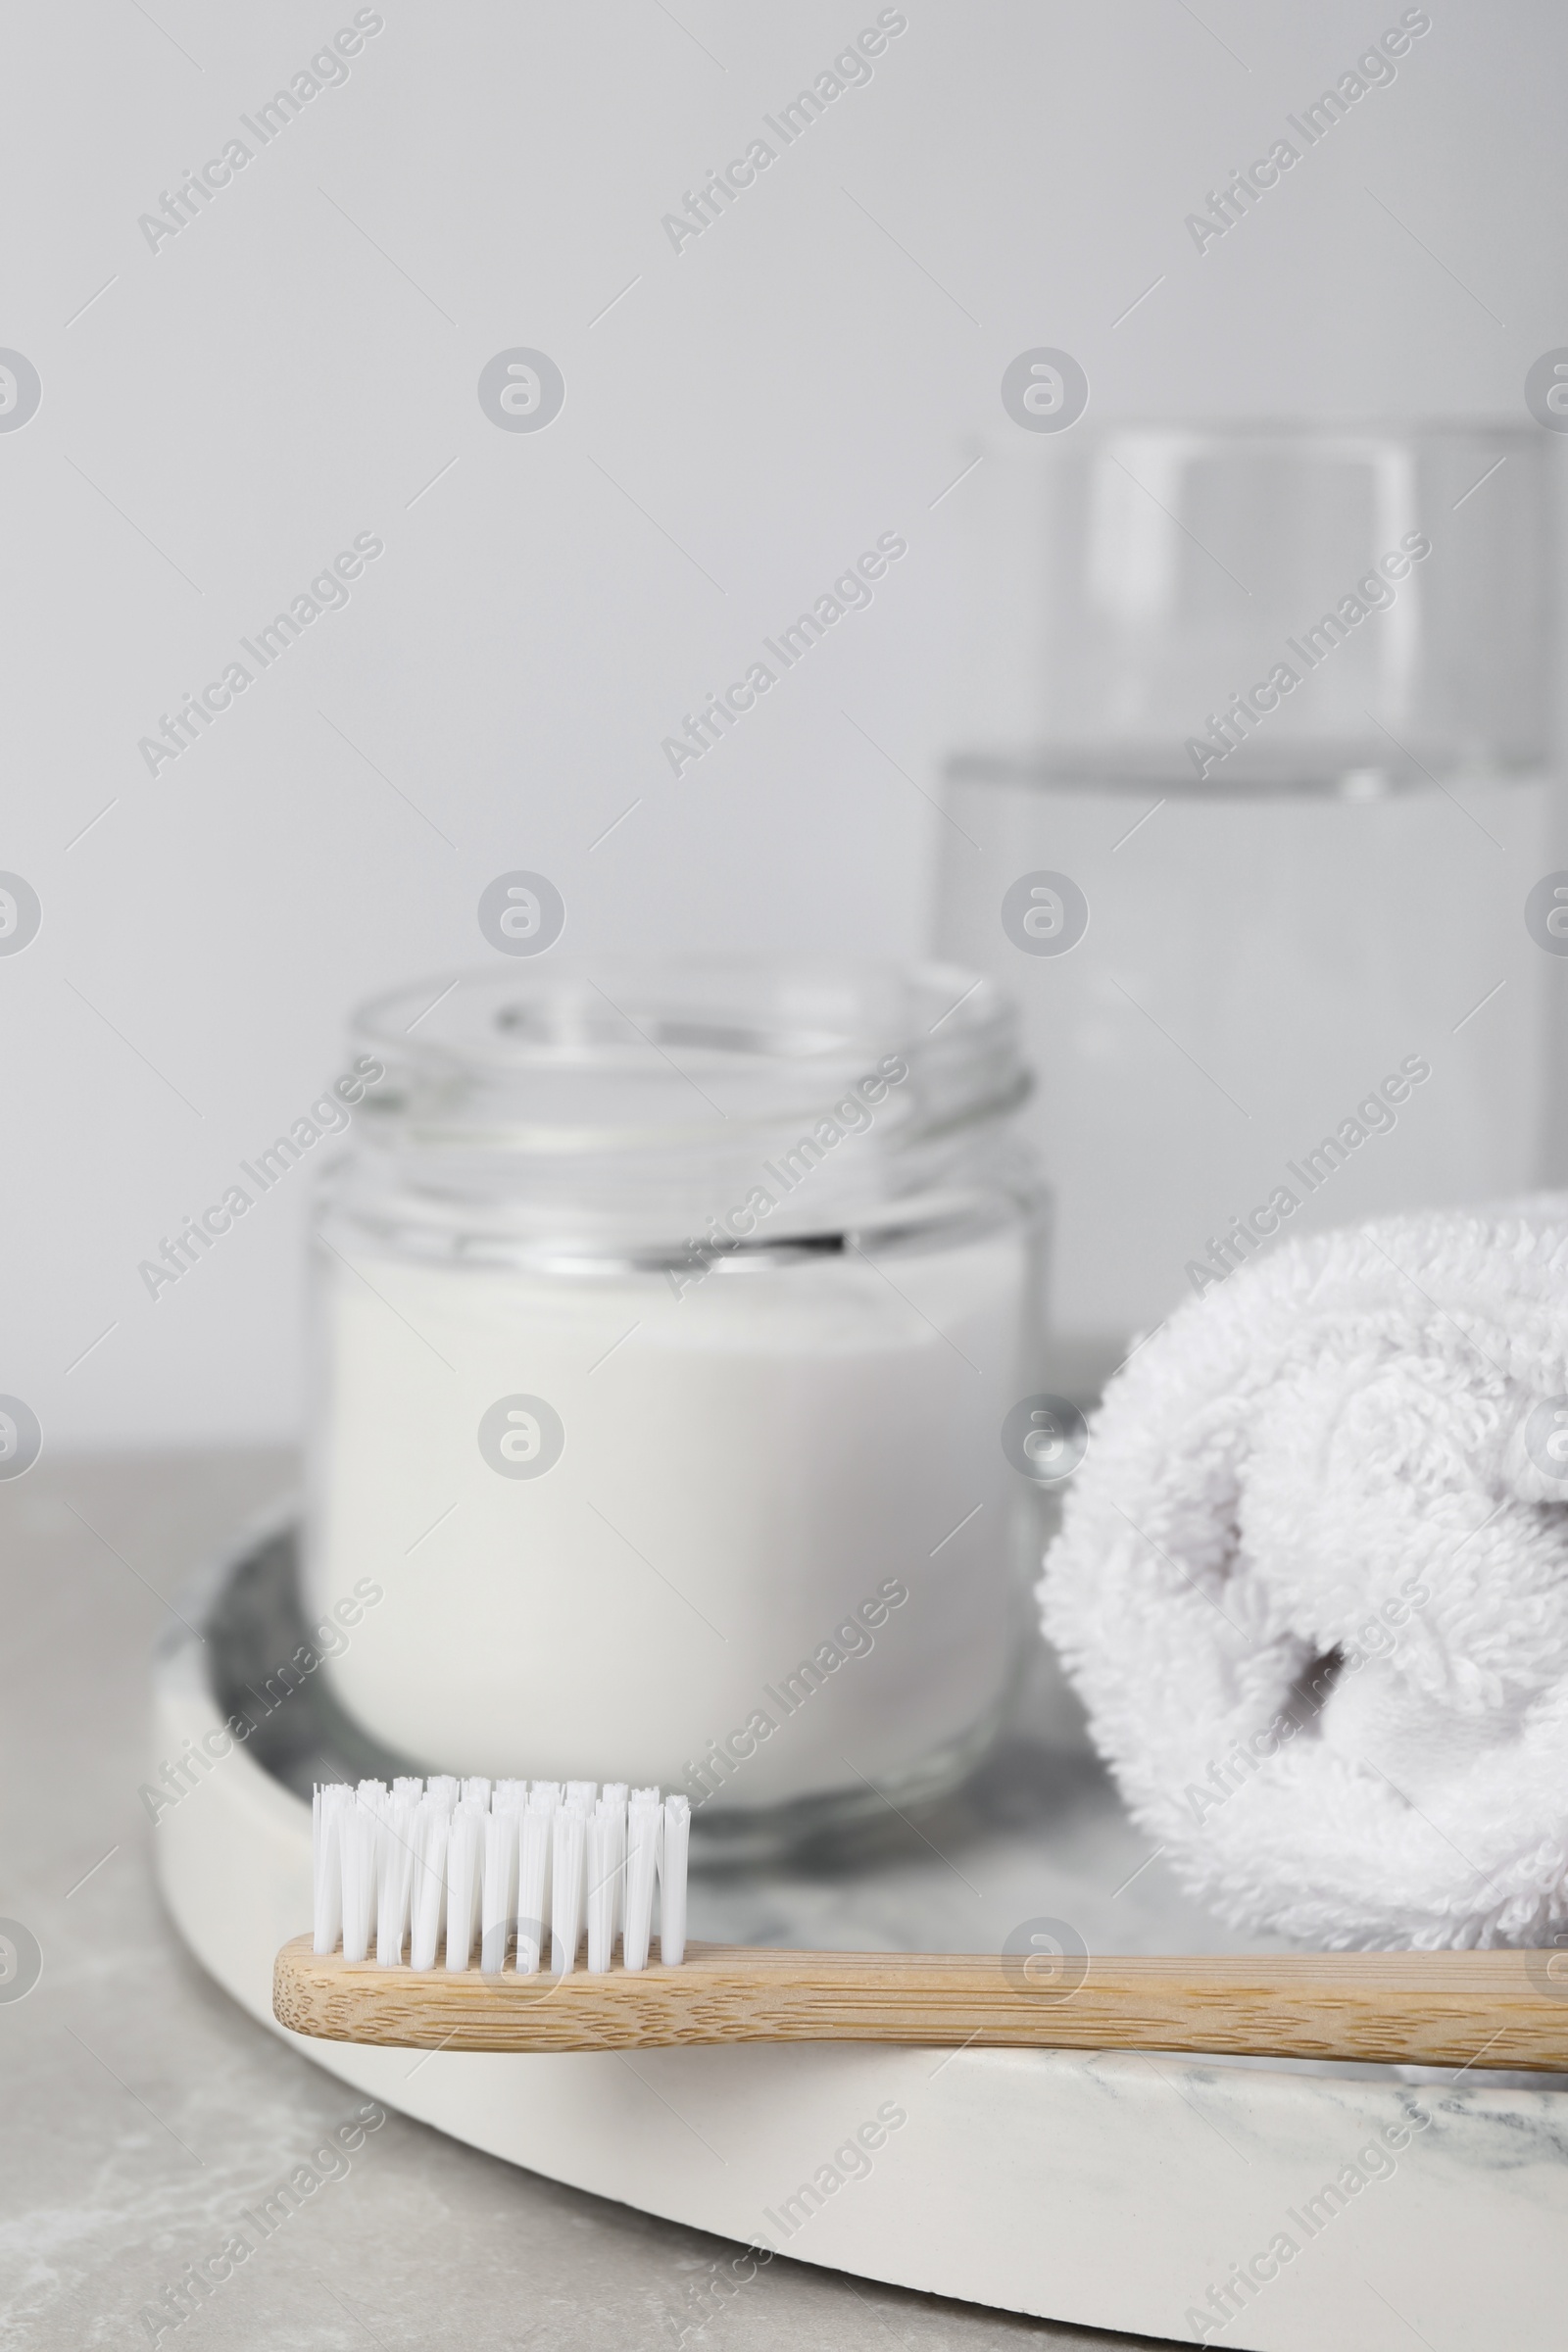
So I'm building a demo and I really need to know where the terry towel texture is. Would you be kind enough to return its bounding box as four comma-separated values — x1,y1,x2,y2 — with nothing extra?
1042,1200,1568,1949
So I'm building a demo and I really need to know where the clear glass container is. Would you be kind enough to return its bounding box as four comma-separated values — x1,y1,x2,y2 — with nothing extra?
935,422,1557,1396
303,961,1044,1855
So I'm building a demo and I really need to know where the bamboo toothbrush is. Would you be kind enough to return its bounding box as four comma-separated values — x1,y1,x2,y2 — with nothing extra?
272,1778,1568,2074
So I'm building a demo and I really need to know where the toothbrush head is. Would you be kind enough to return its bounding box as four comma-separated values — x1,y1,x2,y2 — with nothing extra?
309,1775,687,1978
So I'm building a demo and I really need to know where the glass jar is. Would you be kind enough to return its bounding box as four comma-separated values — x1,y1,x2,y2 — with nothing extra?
303,960,1044,1853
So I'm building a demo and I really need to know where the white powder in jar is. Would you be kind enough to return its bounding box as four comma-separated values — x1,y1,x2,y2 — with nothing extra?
306,1221,1031,1806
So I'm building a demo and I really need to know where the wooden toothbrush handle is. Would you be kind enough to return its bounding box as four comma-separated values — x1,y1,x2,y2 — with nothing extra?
272,1937,1568,2071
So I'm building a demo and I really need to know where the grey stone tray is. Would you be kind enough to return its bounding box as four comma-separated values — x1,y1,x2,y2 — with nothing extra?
151,1509,1568,2352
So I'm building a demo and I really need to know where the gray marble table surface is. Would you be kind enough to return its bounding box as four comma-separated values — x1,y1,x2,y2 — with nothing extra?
0,1449,1213,2350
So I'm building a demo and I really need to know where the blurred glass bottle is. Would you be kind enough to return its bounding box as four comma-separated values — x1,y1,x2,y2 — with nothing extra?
934,424,1557,1396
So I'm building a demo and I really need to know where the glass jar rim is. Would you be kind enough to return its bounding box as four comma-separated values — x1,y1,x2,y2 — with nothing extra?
352,958,1025,1154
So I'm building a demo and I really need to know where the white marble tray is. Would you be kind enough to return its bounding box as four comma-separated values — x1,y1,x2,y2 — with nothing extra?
152,1512,1568,2351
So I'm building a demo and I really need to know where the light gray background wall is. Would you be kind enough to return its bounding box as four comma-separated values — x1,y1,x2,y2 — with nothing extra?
6,0,1565,1447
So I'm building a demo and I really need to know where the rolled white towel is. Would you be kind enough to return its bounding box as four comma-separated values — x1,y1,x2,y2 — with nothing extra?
1041,1200,1568,1950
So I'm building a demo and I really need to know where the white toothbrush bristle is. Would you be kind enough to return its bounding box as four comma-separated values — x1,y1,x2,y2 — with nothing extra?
516,1798,551,1976
660,1795,690,1967
375,1795,417,1965
480,1808,517,1974
309,1772,690,1975
339,1795,379,1963
312,1784,350,1955
585,1796,624,1974
445,1804,483,1971
622,1791,661,1971
550,1803,587,1975
408,1798,448,1971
